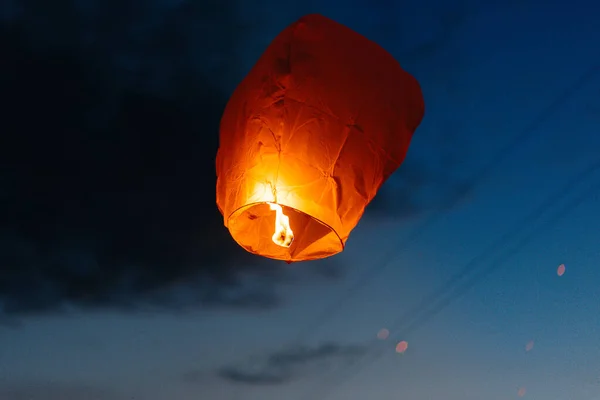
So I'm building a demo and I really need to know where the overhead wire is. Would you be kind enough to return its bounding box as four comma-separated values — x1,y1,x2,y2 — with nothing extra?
292,63,600,343
288,62,600,400
300,156,600,400
235,63,600,400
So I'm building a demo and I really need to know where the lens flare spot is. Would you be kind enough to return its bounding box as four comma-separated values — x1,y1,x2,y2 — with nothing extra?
377,328,389,340
557,263,566,276
395,340,408,354
525,340,534,352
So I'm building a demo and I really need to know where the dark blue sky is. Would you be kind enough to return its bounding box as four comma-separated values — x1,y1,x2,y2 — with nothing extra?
2,0,600,399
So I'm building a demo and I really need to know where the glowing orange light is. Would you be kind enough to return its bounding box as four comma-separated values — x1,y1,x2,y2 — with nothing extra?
377,328,389,340
215,14,424,262
395,340,408,354
269,203,294,247
557,263,565,276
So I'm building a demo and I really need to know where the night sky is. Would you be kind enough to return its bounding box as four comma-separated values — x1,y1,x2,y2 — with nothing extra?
2,0,600,399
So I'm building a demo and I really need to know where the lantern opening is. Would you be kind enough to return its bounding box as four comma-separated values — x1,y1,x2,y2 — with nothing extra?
268,202,294,248
227,202,343,262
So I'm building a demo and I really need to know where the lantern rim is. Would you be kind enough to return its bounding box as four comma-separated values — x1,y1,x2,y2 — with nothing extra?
226,201,345,262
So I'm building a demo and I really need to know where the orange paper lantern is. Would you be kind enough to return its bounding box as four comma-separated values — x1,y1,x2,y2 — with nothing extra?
216,14,424,262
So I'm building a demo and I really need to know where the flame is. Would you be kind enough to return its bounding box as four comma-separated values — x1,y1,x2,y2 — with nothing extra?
268,203,294,247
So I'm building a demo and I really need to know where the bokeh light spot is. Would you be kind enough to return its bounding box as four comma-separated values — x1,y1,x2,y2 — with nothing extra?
525,340,534,352
377,328,389,340
395,340,408,354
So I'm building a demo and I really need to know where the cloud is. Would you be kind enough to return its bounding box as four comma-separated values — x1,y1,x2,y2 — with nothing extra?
0,0,276,316
218,368,291,385
1,1,470,316
0,382,126,400
210,343,366,386
367,116,474,219
367,159,472,219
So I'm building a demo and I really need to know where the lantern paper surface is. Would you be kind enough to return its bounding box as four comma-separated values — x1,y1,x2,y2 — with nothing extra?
216,14,424,262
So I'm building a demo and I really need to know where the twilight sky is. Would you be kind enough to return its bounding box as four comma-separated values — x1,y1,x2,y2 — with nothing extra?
2,0,600,399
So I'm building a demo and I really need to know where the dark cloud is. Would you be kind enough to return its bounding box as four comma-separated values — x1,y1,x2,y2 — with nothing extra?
1,2,469,316
218,368,290,385
366,3,475,218
368,117,473,218
0,382,126,400
367,159,471,219
0,0,269,316
210,343,366,386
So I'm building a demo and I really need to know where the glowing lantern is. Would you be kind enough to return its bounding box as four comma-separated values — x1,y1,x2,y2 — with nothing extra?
216,14,425,262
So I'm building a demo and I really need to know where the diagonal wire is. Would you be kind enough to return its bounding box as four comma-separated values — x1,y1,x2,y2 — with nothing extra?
232,64,599,400
290,62,600,400
292,64,600,343
301,158,600,400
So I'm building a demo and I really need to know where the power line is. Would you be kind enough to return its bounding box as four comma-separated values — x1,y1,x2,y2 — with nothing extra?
293,64,600,343
289,62,600,400
393,157,600,339
232,64,599,400
301,158,600,400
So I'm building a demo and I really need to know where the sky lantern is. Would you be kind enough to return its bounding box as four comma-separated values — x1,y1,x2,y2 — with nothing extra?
216,14,425,262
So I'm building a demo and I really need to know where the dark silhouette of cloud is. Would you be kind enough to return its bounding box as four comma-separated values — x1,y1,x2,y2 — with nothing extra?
0,382,126,400
1,1,470,316
368,116,474,218
209,343,366,386
0,0,276,316
367,159,472,219
218,368,291,385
